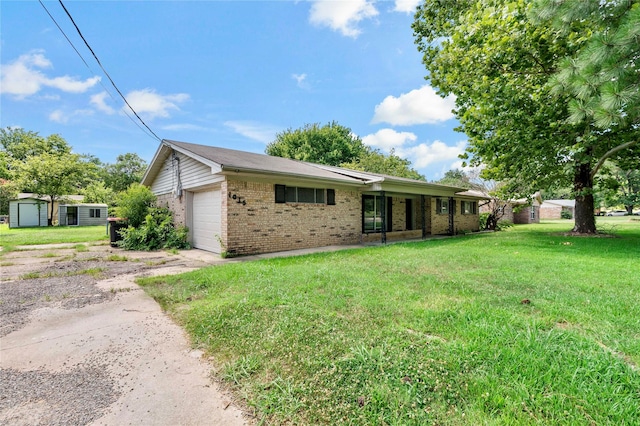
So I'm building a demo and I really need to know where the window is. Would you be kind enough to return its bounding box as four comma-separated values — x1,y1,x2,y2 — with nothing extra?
462,201,477,215
436,198,450,214
363,195,384,232
89,208,101,218
530,207,536,220
275,185,331,204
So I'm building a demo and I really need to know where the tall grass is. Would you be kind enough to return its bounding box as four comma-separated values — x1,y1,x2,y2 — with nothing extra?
140,219,640,424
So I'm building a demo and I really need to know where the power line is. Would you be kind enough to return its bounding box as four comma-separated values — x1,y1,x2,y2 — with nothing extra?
56,0,162,142
38,0,160,142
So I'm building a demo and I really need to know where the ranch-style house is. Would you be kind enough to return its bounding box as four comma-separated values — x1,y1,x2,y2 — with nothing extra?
141,140,487,255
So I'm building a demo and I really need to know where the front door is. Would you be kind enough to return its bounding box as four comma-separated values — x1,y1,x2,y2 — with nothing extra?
66,206,78,226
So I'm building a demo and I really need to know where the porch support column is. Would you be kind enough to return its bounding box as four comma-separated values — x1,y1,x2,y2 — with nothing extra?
421,195,426,239
380,191,387,244
448,196,455,236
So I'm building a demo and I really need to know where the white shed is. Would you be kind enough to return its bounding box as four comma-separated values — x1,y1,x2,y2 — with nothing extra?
8,197,48,228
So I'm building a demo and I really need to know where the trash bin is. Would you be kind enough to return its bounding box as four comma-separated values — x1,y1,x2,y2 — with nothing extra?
107,218,127,247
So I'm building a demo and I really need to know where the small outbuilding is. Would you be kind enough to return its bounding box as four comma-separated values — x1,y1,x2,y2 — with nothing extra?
9,193,107,228
8,196,48,228
58,204,108,226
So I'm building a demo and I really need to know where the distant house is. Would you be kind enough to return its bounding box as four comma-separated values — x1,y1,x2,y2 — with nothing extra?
539,199,575,219
141,140,488,256
476,192,541,224
8,193,107,228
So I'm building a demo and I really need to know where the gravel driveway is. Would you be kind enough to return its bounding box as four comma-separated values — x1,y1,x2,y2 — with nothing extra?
0,243,248,425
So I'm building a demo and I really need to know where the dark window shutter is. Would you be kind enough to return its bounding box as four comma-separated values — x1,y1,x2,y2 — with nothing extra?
275,184,286,203
436,198,442,213
327,189,335,205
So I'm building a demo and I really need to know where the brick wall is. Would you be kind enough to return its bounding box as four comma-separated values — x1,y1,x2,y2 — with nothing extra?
540,206,562,219
224,178,361,255
157,192,186,225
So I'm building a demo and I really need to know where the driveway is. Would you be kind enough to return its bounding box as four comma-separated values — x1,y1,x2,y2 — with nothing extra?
0,243,248,425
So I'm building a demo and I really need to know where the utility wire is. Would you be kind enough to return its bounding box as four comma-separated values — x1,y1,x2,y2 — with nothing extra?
38,0,159,142
57,0,162,142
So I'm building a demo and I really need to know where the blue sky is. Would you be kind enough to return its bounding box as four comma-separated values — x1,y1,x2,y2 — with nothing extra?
1,0,466,181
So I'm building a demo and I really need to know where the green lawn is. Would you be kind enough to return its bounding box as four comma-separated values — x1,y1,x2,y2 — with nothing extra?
139,217,637,424
0,224,108,249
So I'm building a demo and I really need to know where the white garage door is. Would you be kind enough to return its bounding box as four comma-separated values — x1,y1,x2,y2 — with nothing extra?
191,190,221,253
19,203,41,227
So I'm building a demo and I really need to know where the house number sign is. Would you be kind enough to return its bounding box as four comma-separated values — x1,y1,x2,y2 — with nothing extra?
228,192,246,206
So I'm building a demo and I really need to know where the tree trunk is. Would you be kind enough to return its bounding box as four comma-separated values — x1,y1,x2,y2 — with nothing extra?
572,162,597,234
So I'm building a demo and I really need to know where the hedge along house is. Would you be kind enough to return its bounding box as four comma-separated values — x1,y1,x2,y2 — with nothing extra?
141,140,487,256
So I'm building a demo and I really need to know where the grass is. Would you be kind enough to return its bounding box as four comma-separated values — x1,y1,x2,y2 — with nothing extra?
0,224,108,251
139,217,640,425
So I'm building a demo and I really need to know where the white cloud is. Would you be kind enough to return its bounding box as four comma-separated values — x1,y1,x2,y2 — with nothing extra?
393,0,421,13
49,108,94,124
372,85,455,126
397,140,467,168
224,121,280,144
309,0,378,37
362,128,417,151
0,52,100,98
124,89,189,120
90,91,115,114
292,73,308,89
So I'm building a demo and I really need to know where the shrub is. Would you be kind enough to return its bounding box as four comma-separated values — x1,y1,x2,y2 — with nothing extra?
114,184,156,228
480,212,513,231
119,207,190,251
561,210,572,219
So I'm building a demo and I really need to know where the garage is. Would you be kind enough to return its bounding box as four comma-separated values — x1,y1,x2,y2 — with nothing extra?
191,190,222,252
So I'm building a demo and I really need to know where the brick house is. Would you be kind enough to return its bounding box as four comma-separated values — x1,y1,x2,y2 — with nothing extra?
141,140,487,255
476,192,541,225
539,199,575,219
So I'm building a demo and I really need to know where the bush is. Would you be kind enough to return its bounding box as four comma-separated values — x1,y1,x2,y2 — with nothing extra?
114,184,156,228
480,212,513,231
119,207,190,251
561,210,572,219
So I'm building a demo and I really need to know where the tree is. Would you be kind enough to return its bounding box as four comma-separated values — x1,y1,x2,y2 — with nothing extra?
435,169,479,189
531,0,640,129
103,153,147,193
16,152,98,225
113,183,156,228
266,121,366,166
0,178,19,215
0,127,73,180
597,149,640,214
413,0,639,234
82,181,117,206
341,148,425,180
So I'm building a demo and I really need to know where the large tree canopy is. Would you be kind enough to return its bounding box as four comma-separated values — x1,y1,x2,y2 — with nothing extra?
267,121,424,179
102,153,147,193
341,148,425,180
413,0,639,233
266,122,366,166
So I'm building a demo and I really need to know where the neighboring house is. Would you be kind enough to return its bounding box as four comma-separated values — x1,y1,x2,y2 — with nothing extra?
476,192,541,224
9,193,106,228
142,140,488,256
539,199,575,219
58,204,108,226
